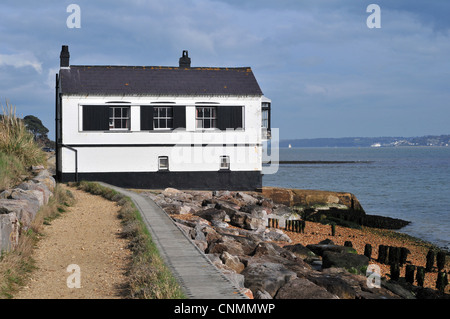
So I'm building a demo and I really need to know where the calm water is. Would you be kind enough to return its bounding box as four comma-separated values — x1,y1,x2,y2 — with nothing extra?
263,147,450,250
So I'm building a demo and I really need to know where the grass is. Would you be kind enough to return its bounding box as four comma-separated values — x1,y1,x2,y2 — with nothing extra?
72,181,185,299
0,101,46,191
0,151,26,191
0,185,75,299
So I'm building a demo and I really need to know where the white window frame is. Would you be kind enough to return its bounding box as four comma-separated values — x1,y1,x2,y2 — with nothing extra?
153,107,174,130
196,106,217,130
220,155,230,170
109,106,130,131
158,156,169,171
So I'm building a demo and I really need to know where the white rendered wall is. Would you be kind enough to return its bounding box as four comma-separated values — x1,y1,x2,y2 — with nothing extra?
60,95,263,173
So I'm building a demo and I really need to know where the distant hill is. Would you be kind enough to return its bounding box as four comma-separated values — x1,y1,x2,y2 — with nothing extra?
280,135,450,148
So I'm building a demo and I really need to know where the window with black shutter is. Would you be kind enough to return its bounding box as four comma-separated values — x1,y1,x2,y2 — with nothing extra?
82,105,109,131
140,106,154,131
217,106,243,130
141,106,185,131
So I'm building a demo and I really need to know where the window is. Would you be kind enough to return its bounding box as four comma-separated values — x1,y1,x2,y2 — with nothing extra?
141,106,185,131
196,107,217,129
220,156,230,170
262,102,270,130
153,107,174,130
158,156,169,171
109,106,130,130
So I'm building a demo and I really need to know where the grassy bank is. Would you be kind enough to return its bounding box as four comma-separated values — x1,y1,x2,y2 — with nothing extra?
72,181,185,299
0,185,75,298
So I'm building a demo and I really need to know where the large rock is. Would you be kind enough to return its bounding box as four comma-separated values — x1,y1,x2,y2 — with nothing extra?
32,170,56,192
284,243,316,260
0,213,20,252
262,228,292,243
229,211,265,231
194,208,227,224
0,199,38,228
275,278,338,299
220,251,245,273
17,180,52,205
306,244,356,257
9,188,44,213
322,251,369,272
242,262,297,298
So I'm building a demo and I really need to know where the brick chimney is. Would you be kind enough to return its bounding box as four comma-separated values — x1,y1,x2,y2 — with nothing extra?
60,45,70,68
179,50,191,68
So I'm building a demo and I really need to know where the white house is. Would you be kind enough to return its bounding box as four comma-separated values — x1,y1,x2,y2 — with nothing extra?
55,45,271,190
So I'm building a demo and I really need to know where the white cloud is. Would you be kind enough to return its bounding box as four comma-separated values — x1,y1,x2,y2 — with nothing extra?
0,52,43,73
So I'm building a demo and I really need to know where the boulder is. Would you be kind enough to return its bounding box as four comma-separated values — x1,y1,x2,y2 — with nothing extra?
213,200,241,216
9,188,43,213
0,212,20,252
17,181,52,205
32,170,56,191
194,240,208,252
0,199,38,228
263,228,292,243
179,204,200,215
254,289,273,299
284,243,316,260
322,251,369,272
275,278,338,299
242,262,297,298
220,251,245,273
305,270,359,299
240,204,269,219
244,215,266,232
230,211,247,228
306,244,357,257
235,192,259,205
194,208,227,224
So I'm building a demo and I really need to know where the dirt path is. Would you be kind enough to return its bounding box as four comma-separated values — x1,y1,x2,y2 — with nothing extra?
15,184,131,299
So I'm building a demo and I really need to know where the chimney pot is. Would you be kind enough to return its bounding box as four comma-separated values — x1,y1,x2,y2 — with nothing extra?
179,50,191,68
60,45,70,68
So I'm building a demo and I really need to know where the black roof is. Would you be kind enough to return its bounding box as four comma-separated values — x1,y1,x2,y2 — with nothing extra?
59,65,263,96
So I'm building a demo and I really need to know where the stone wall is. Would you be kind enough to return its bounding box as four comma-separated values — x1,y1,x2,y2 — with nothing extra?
0,167,56,252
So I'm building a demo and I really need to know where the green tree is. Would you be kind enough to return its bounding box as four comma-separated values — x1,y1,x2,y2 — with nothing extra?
23,115,49,139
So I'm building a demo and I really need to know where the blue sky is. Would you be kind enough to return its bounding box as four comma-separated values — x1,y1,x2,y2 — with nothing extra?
0,0,449,140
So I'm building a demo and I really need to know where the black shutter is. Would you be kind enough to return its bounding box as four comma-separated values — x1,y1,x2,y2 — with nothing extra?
173,106,186,129
217,106,243,130
83,105,109,131
140,106,154,130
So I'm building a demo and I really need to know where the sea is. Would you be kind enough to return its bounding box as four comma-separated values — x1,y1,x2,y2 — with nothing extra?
262,146,450,251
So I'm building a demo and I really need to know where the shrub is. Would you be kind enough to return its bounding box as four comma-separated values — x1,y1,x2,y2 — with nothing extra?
0,102,46,168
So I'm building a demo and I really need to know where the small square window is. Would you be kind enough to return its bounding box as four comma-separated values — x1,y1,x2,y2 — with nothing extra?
159,156,169,171
220,156,230,170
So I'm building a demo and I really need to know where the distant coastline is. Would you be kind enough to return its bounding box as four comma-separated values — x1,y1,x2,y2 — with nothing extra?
280,134,450,148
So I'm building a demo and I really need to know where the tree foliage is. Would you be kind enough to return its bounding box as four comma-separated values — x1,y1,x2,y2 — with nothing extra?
23,115,49,138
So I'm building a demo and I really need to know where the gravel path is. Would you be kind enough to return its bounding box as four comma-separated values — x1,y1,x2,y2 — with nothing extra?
14,184,131,299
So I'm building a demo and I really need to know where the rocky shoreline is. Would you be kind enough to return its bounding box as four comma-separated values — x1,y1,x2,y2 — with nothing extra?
140,187,449,299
